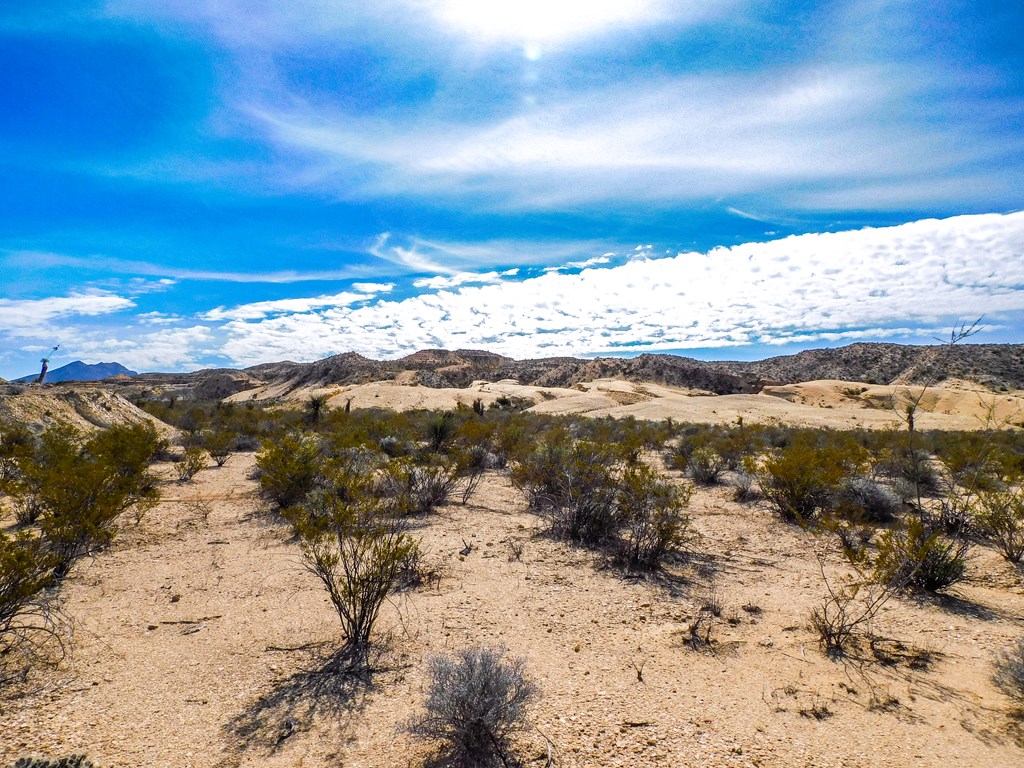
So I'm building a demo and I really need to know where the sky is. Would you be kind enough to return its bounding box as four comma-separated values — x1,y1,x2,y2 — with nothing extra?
1,0,1022,378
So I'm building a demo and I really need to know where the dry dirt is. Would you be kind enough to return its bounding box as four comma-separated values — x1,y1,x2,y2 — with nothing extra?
227,378,1024,432
3,449,1024,767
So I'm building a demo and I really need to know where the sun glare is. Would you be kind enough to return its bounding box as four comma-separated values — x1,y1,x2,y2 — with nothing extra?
432,0,665,46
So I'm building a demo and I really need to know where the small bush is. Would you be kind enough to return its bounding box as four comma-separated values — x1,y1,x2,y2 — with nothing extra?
174,445,207,482
731,470,760,503
382,459,461,515
686,447,726,486
994,637,1024,703
1,531,59,684
202,428,235,467
295,481,416,663
615,464,690,569
874,518,968,592
407,645,538,768
255,432,323,510
833,476,901,523
975,484,1024,563
759,434,856,523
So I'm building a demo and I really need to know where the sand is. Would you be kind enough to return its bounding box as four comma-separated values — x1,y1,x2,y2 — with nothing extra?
3,450,1023,767
227,378,1024,433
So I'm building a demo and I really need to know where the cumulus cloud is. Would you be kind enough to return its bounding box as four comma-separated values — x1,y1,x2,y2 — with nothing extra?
209,212,1024,365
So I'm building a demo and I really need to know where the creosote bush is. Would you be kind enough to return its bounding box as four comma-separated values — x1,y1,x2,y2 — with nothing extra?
174,445,207,482
289,465,417,665
874,517,968,593
974,481,1024,563
15,423,162,578
759,433,862,523
255,431,324,510
407,645,538,768
615,464,690,569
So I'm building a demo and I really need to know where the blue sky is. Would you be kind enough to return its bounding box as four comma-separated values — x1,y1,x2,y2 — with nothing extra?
1,0,1022,378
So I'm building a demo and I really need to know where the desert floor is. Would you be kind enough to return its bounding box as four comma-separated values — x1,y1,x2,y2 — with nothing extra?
3,448,1024,768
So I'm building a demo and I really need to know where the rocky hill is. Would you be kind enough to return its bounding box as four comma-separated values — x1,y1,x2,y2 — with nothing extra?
88,342,1024,402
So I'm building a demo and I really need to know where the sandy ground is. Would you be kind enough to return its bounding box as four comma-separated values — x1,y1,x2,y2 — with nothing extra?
229,378,1024,432
3,451,1024,767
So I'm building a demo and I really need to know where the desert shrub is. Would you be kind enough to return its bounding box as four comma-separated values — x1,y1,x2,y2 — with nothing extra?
994,637,1024,703
615,464,690,569
974,483,1024,563
832,476,901,523
686,447,726,486
527,443,620,546
202,428,235,467
18,425,161,578
874,518,968,592
407,645,538,768
8,757,95,768
759,433,858,523
876,448,941,497
255,431,323,510
293,478,416,664
174,445,207,482
731,469,761,503
381,458,461,515
0,531,59,684
0,423,34,484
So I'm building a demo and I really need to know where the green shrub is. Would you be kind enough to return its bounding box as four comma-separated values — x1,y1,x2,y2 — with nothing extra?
407,645,537,768
202,428,235,467
759,433,857,523
874,517,968,592
615,464,690,569
685,447,725,486
23,425,161,578
255,432,323,510
974,483,1024,563
174,445,207,482
0,531,58,683
293,474,416,664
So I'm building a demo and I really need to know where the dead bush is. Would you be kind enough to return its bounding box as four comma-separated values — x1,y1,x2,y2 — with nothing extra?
406,645,538,767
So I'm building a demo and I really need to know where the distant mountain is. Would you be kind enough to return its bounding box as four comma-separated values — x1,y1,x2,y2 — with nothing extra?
15,360,139,384
94,341,1024,402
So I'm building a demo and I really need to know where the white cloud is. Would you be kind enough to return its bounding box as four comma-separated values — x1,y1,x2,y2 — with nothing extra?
0,292,136,336
545,255,611,272
249,64,1016,211
352,282,395,294
202,290,374,321
428,0,677,45
4,250,378,284
211,212,1024,365
71,326,215,372
413,271,508,289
